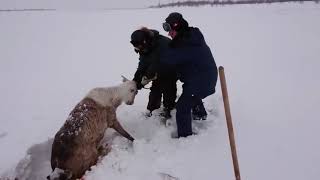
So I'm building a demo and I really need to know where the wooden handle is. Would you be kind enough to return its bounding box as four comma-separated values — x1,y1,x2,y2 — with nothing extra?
219,66,241,180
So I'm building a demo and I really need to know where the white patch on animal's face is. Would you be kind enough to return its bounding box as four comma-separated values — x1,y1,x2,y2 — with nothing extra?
120,80,138,105
47,168,70,180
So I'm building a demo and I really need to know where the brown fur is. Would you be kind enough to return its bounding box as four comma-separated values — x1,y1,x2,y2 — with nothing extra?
50,97,133,180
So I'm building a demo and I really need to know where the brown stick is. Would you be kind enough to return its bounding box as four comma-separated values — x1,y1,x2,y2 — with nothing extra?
218,66,241,180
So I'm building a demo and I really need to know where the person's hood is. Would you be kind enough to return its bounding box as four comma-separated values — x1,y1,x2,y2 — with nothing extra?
183,27,205,46
150,29,160,38
171,27,205,47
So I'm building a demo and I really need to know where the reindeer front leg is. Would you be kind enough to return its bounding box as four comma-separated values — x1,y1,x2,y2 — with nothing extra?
112,120,134,141
107,107,135,142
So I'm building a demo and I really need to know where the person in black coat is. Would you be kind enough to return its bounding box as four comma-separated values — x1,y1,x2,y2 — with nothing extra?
161,12,218,138
130,27,177,118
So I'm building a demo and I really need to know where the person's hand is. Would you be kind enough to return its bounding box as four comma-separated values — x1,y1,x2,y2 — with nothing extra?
136,82,143,90
141,74,157,86
133,79,143,90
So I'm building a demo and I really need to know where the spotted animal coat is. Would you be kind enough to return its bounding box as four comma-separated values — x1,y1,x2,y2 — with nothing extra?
50,97,133,179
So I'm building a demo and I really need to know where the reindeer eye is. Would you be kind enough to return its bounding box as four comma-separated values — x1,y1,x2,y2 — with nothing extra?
130,89,135,93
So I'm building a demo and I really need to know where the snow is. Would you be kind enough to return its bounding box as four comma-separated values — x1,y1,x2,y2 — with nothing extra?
1,2,320,180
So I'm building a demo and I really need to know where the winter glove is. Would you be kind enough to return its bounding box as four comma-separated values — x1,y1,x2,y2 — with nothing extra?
133,79,143,90
136,82,143,90
141,74,157,86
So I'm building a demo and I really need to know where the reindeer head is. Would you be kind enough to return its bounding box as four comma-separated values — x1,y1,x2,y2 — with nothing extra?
119,76,138,105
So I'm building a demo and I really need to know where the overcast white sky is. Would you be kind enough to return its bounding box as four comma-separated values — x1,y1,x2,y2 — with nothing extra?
0,0,169,9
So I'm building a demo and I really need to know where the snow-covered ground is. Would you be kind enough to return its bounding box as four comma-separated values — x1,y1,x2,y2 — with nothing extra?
0,3,320,180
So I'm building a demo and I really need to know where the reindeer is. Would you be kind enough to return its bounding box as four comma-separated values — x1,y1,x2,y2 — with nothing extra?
47,77,137,180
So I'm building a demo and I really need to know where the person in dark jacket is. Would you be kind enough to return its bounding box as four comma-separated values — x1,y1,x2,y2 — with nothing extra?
161,12,218,138
130,27,177,118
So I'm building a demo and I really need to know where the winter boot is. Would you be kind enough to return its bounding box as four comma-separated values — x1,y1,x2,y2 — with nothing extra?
171,131,197,139
192,104,207,120
144,110,153,118
160,108,172,119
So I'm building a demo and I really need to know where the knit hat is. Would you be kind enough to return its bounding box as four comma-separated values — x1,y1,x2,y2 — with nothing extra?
164,12,189,32
131,30,148,47
130,28,154,53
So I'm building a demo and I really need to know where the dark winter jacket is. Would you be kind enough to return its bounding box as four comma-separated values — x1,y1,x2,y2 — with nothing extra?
161,27,218,98
133,30,176,88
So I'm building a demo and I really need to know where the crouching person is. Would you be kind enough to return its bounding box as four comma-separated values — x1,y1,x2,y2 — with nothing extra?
162,12,218,138
130,27,177,119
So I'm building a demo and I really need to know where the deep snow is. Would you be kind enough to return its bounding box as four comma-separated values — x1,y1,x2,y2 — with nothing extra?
0,3,320,180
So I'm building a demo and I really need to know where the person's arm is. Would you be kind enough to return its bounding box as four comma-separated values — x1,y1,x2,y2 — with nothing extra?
133,60,148,89
161,46,197,65
144,60,159,79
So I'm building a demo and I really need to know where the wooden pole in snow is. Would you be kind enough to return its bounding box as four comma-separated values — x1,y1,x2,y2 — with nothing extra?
218,66,241,180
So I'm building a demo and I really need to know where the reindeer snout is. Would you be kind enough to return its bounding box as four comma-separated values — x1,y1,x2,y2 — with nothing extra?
126,100,134,105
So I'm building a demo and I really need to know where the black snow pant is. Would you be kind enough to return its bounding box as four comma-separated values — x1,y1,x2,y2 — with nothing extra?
147,76,177,112
176,94,208,137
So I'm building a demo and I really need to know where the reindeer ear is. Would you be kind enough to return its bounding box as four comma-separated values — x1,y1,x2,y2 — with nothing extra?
121,75,129,82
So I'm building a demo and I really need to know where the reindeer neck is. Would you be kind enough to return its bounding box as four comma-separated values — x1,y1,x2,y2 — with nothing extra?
111,87,122,108
86,87,123,108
